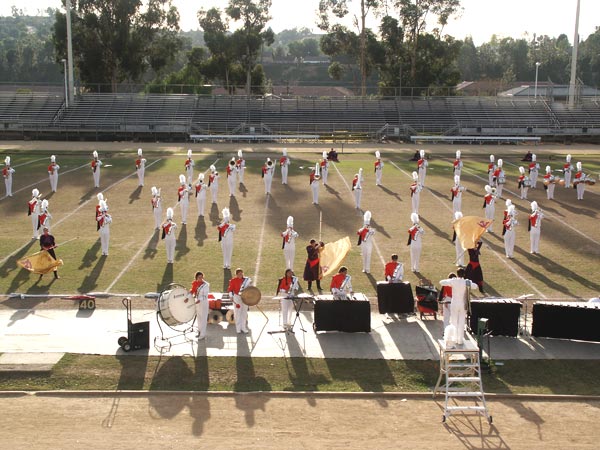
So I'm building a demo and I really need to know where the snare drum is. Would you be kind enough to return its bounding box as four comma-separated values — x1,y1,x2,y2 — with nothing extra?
157,286,196,327
498,176,506,185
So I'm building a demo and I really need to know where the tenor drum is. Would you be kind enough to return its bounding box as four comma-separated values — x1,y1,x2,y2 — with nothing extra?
157,286,196,327
498,176,506,185
585,178,596,186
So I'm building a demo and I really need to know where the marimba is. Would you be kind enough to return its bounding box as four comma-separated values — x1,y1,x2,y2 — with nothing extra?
313,293,371,333
532,301,600,342
469,298,522,337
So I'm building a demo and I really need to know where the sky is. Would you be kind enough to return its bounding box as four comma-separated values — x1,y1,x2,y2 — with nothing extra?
2,0,598,45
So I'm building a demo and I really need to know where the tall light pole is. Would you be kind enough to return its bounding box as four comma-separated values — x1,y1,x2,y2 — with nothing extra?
61,58,68,108
66,0,75,104
534,62,541,99
568,0,581,108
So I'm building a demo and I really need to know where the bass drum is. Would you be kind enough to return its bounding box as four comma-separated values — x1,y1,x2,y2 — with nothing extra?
157,285,196,328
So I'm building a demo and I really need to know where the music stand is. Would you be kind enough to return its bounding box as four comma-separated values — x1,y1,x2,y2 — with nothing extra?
268,293,313,335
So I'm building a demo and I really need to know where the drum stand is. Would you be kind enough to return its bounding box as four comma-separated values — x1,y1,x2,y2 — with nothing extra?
154,312,195,353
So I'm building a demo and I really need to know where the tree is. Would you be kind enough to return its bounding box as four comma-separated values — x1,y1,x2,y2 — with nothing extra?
198,7,237,92
579,28,600,87
52,0,183,92
377,15,405,95
225,0,274,95
318,0,381,96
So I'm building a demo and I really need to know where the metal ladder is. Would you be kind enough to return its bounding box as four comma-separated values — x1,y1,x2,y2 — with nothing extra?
433,338,492,424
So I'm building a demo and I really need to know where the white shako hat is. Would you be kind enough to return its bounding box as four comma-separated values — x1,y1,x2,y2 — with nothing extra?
322,151,327,159
238,149,243,158
412,171,418,181
151,186,158,196
363,210,371,226
358,167,363,176
375,150,381,159
41,199,49,211
287,216,294,227
138,148,143,156
283,148,287,156
420,149,425,158
456,150,461,159
508,204,516,216
546,165,552,174
454,211,463,221
576,161,582,171
454,175,460,185
229,157,236,166
566,154,571,162
198,173,204,182
531,201,539,212
187,149,192,158
519,166,525,175
484,184,493,194
490,154,495,162
411,212,419,224
4,156,10,166
222,207,230,222
505,198,512,208
50,155,56,163
210,164,216,173
32,188,39,197
93,150,98,159
99,200,108,212
179,174,186,184
166,207,174,220
96,193,104,202
532,153,537,161
497,158,503,167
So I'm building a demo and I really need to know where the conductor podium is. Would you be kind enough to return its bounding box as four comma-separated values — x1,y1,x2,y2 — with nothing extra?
313,294,371,333
376,282,414,314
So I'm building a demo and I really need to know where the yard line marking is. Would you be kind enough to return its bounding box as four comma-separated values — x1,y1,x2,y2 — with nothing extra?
251,194,271,286
11,157,49,168
388,160,546,297
331,162,385,267
105,160,218,293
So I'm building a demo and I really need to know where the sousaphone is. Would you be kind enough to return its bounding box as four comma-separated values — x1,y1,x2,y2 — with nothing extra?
241,286,261,306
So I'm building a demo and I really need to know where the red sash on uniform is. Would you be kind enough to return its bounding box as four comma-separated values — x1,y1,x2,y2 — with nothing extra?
217,223,229,241
185,158,192,169
331,273,345,290
135,158,142,169
488,163,494,173
2,167,8,177
410,183,417,197
418,159,425,169
357,227,369,245
279,157,287,166
384,262,398,279
91,160,97,172
28,199,37,215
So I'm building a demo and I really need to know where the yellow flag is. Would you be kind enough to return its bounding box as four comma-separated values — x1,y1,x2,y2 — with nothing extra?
320,236,351,277
453,216,492,250
17,250,63,275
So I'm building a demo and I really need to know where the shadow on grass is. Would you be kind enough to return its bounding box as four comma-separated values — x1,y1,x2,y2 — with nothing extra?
377,184,402,203
194,217,208,247
128,185,143,204
209,202,220,226
143,229,159,260
79,254,106,293
79,239,101,269
157,264,174,292
229,195,242,222
0,239,36,279
176,224,190,260
420,216,449,241
235,336,271,425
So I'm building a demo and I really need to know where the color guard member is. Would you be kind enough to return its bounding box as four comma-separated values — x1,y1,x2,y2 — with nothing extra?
184,149,194,184
543,165,556,200
357,210,375,273
453,150,463,178
135,148,146,187
162,207,177,263
384,254,403,282
528,153,540,188
236,150,245,184
450,175,466,215
194,174,206,217
492,158,505,199
352,168,363,209
417,149,428,186
320,151,329,185
280,148,290,185
563,154,573,188
374,150,383,186
97,199,112,256
218,207,236,269
208,165,219,204
303,239,324,292
28,188,41,239
483,185,497,232
262,157,274,195
48,155,59,192
39,226,60,280
410,171,422,214
407,213,424,272
3,156,15,197
281,216,298,271
528,201,543,254
277,269,299,330
226,157,238,197
464,240,484,293
91,150,102,188
177,174,191,224
517,166,529,199
190,271,210,340
228,268,250,334
151,187,162,230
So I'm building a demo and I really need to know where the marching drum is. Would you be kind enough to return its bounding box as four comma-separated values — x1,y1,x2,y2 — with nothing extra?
157,285,196,327
497,176,506,185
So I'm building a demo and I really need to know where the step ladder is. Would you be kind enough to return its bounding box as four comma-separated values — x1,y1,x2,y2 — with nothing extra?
433,338,492,424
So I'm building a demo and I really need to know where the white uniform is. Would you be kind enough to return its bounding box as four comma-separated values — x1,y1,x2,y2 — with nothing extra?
195,180,206,217
230,277,250,334
151,189,162,230
218,210,235,269
226,163,238,197
162,219,177,263
529,206,543,254
178,181,191,225
483,188,496,232
281,226,298,271
136,150,146,186
236,152,245,185
451,178,465,214
352,171,363,209
417,152,428,186
453,151,462,179
487,156,496,186
280,151,290,185
503,212,517,258
28,193,41,239
91,154,102,188
528,156,540,189
408,219,424,272
575,163,586,200
374,158,383,186
193,280,210,339
493,162,505,199
320,158,329,185
97,211,112,256
357,225,375,273
209,172,219,204
263,160,274,194
410,179,421,214
3,162,15,197
38,200,51,232
439,276,478,345
184,151,194,184
310,172,319,204
48,158,60,192
563,155,573,188
278,276,299,329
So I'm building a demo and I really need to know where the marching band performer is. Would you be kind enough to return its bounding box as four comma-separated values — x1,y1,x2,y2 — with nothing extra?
352,168,363,209
439,268,478,345
3,156,15,197
135,148,146,187
543,165,556,200
357,210,375,273
38,199,52,232
194,174,206,217
226,157,238,197
374,150,384,186
407,213,424,272
281,216,298,271
410,171,422,214
452,211,465,267
487,155,496,186
310,164,320,205
262,157,274,195
280,148,290,185
228,268,250,334
39,226,60,280
574,161,587,200
218,207,236,269
320,151,329,185
48,155,60,193
503,204,518,258
502,199,513,235
384,254,403,282
177,174,191,225
528,153,540,189
28,188,41,239
483,185,497,232
277,269,299,330
563,154,573,188
417,149,428,186
450,175,466,214
151,187,162,230
236,150,245,185
492,158,505,198
190,271,210,340
517,166,529,200
330,266,353,300
208,165,219,204
528,201,543,254
95,193,105,230
465,240,484,293
91,150,103,188
161,207,177,263
453,150,463,178
97,200,112,256
303,239,324,292
184,149,194,184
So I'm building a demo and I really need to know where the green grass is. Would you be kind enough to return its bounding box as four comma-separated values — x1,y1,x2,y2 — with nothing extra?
1,354,599,395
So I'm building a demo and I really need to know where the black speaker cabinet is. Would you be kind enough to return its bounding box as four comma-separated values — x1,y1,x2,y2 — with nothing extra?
128,321,150,350
376,282,414,314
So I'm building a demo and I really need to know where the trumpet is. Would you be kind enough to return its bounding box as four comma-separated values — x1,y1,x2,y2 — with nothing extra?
314,162,321,180
267,159,273,168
